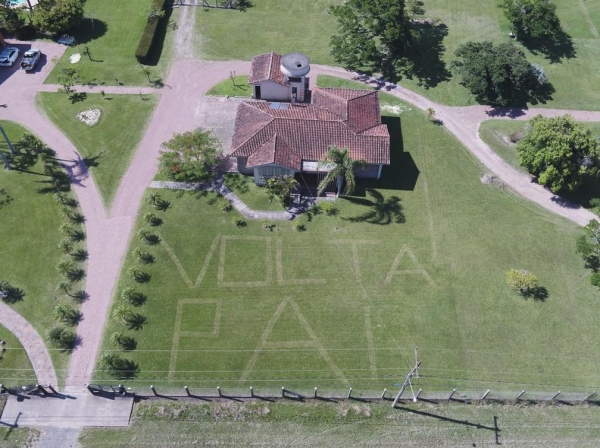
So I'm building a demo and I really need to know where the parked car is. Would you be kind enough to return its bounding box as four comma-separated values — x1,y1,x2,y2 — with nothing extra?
20,49,41,71
0,47,20,67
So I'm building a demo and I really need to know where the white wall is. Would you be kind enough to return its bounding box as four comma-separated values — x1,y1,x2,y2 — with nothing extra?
253,81,290,101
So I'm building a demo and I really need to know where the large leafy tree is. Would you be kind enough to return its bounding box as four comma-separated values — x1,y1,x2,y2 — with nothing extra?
516,115,600,193
159,129,220,183
500,0,561,40
450,41,537,106
32,0,84,35
329,0,415,81
317,146,365,198
0,0,24,33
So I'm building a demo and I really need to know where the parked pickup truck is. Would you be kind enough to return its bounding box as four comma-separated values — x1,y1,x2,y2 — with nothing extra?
20,49,41,71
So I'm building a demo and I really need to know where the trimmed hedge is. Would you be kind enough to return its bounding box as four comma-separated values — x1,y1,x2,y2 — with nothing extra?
135,0,167,64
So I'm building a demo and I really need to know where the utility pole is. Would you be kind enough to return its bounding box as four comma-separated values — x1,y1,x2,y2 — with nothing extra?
0,124,15,154
414,346,419,380
391,361,421,408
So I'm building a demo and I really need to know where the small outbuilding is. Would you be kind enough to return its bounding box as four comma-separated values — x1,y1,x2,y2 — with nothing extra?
248,52,311,103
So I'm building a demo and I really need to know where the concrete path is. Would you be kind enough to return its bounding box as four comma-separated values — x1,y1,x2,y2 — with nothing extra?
0,305,57,387
1,386,133,428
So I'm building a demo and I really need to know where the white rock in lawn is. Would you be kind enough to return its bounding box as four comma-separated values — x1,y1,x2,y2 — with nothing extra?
77,108,102,126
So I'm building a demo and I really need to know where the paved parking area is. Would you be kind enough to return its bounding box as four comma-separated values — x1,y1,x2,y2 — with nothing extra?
195,96,247,154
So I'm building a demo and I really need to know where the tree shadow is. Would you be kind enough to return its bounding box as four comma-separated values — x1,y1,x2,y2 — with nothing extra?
125,314,147,331
522,31,576,64
119,336,137,351
405,23,451,89
64,18,108,45
66,268,86,283
129,292,147,307
144,235,161,245
155,199,170,211
110,358,139,380
523,286,548,302
69,92,87,104
62,310,83,326
139,253,155,264
343,189,405,224
72,290,89,303
1,286,25,304
132,271,151,283
83,151,105,169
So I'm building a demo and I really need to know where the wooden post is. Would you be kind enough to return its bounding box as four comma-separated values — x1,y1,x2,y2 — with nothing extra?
217,386,221,397
314,387,318,398
551,391,561,401
381,388,387,399
250,386,254,398
184,386,190,396
481,389,490,400
347,388,352,399
448,389,456,401
516,390,526,400
281,387,285,398
150,385,157,396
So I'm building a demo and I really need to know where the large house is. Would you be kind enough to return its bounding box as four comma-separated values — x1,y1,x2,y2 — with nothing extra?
229,52,390,187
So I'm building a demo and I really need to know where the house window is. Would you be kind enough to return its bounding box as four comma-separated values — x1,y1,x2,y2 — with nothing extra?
256,166,294,181
288,76,302,83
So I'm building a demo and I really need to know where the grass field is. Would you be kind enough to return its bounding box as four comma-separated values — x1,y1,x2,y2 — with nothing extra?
0,325,36,385
0,121,77,385
37,93,158,206
79,400,600,447
194,0,600,110
206,76,252,97
44,0,178,86
92,79,600,396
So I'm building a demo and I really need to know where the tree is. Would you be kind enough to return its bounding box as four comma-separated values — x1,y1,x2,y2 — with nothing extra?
506,268,538,295
31,0,84,34
0,1,24,33
317,146,365,198
576,219,600,272
329,0,416,81
263,175,298,208
516,115,600,193
57,68,79,99
159,129,220,183
500,0,561,40
450,41,537,106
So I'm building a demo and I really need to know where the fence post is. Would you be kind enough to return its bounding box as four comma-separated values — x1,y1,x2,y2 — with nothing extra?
250,386,254,398
217,386,221,397
314,387,318,398
150,385,157,396
585,391,597,402
551,391,561,401
481,390,490,401
281,387,285,398
347,388,352,399
516,390,526,401
0,384,6,393
184,386,190,396
381,388,387,399
448,389,456,401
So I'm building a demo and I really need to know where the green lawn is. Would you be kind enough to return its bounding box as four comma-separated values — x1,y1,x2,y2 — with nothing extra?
0,325,35,385
0,121,80,385
195,0,600,110
37,93,158,206
44,0,178,86
0,397,35,447
195,0,342,64
92,79,600,396
207,76,252,97
80,400,600,447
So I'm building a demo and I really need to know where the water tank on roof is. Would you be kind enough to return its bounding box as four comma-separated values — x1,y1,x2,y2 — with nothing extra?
280,53,310,78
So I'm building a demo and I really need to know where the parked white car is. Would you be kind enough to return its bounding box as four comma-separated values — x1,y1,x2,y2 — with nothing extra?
20,49,41,71
0,47,20,67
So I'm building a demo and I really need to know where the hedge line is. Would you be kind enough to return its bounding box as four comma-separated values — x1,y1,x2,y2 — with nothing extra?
135,0,167,64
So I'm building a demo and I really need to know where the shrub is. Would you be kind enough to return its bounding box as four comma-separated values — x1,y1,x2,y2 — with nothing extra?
135,0,168,64
294,223,306,232
506,269,538,295
319,202,339,216
232,217,247,227
220,200,233,212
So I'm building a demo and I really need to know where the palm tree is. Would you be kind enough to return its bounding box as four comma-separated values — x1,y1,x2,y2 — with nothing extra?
58,240,74,256
57,280,73,296
56,259,74,276
113,305,133,324
317,146,365,198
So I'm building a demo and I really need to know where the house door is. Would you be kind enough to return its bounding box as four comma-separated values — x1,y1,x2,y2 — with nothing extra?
255,86,261,99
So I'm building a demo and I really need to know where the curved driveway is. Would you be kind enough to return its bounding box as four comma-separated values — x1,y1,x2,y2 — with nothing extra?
1,42,599,388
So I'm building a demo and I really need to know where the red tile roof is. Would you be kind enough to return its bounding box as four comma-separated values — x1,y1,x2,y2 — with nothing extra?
231,87,390,170
248,52,287,86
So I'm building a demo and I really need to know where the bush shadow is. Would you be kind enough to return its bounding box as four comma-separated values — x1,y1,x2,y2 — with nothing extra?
523,286,549,302
145,7,173,67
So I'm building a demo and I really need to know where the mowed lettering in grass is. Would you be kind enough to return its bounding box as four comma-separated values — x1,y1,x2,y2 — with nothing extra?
162,234,435,288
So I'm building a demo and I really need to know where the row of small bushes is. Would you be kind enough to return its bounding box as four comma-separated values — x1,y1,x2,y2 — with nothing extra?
135,0,168,64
